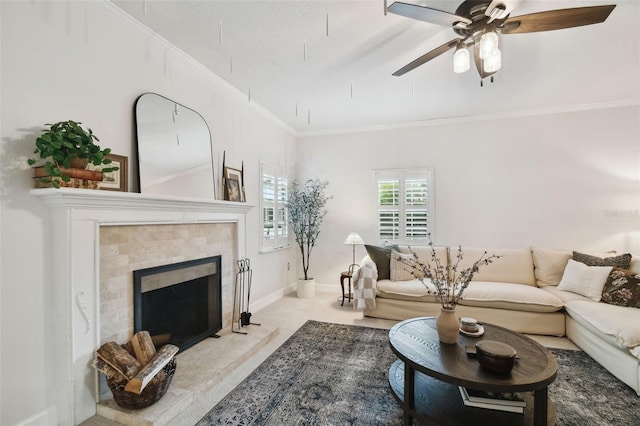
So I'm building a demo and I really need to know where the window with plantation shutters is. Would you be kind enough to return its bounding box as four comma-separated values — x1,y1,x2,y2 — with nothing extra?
374,169,434,244
261,163,289,251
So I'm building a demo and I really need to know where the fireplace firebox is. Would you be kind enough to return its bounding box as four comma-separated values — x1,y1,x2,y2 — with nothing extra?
133,256,222,352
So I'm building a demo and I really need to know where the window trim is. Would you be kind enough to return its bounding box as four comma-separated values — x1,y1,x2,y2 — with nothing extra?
373,168,435,245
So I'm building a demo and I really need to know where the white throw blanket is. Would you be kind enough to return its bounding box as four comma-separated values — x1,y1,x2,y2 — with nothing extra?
352,258,378,310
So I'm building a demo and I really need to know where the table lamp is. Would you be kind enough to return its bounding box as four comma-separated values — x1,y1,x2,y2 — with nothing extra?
344,232,364,274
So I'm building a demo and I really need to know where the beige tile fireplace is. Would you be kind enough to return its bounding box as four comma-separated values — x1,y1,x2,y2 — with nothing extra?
32,188,253,425
99,223,237,345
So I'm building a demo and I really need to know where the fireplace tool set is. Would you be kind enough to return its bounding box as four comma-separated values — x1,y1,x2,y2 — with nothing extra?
233,258,260,334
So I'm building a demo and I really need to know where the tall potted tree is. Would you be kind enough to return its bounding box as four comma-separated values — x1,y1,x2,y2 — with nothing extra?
287,179,330,298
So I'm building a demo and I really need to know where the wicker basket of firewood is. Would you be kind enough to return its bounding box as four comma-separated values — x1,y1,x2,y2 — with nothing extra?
106,357,176,409
93,331,179,409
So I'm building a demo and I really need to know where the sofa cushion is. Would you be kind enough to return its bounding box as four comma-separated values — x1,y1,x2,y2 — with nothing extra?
376,278,437,302
601,268,640,308
531,247,572,287
557,259,612,302
564,299,640,350
458,281,564,313
365,244,400,280
573,251,632,269
541,286,592,303
389,250,416,281
457,247,536,286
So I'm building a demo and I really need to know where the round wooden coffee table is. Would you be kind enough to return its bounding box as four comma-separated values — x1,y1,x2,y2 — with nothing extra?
388,317,557,426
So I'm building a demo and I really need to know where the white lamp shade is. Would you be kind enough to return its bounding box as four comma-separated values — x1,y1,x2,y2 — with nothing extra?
453,47,470,73
344,232,364,245
479,31,499,60
483,48,502,73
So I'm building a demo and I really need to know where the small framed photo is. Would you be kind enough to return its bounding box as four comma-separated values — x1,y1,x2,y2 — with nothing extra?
223,166,245,201
226,178,242,202
88,154,128,192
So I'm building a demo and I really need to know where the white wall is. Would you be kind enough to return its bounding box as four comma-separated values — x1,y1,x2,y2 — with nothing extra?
0,2,297,425
297,106,640,287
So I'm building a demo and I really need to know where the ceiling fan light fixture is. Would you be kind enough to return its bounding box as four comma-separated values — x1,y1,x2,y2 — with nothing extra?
479,31,499,60
453,45,470,73
483,48,502,73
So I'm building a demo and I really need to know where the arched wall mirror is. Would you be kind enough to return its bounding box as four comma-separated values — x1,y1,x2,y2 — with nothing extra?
135,93,216,199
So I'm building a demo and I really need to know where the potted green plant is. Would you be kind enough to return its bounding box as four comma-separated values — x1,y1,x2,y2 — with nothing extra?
28,120,118,188
287,179,331,298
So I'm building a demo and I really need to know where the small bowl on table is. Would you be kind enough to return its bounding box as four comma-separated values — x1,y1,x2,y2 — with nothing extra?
475,340,517,374
460,317,480,333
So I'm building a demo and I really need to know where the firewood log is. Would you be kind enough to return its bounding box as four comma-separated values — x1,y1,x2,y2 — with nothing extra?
92,357,129,386
96,342,142,380
124,341,135,357
124,344,178,394
151,333,172,347
131,331,156,365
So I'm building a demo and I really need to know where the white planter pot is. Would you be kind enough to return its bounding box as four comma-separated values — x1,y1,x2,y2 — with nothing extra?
297,278,316,299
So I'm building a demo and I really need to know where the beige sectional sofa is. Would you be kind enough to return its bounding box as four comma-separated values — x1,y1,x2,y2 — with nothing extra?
354,245,640,395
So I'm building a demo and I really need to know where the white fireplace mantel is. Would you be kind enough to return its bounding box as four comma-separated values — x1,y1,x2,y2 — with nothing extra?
31,188,254,425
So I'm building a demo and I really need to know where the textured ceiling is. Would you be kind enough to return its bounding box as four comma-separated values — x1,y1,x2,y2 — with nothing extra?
112,0,640,134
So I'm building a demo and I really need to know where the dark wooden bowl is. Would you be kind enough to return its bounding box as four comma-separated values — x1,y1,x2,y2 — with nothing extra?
475,340,516,374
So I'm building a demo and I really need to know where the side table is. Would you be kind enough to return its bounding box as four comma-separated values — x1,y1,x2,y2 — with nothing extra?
339,271,353,306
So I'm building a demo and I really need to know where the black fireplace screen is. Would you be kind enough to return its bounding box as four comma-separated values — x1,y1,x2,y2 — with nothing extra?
133,256,222,352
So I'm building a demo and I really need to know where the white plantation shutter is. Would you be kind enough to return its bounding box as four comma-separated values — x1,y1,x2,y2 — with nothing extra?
263,173,275,240
261,163,289,251
276,176,288,247
375,169,434,244
377,178,400,240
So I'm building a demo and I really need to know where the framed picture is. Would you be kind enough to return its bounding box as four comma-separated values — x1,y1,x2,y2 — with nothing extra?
226,178,242,202
88,154,128,192
223,166,245,202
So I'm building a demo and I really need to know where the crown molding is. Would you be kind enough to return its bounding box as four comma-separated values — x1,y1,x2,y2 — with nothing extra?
297,98,640,138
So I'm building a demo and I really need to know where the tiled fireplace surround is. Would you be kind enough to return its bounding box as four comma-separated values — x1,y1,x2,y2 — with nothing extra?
32,188,253,425
100,223,236,347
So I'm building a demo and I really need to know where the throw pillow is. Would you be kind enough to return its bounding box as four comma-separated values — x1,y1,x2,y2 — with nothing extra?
557,259,613,302
601,268,640,308
573,251,632,270
364,244,400,280
390,250,416,282
530,247,572,287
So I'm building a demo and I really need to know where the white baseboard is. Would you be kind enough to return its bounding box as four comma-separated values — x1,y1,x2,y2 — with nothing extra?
251,282,340,312
251,284,293,313
13,406,57,426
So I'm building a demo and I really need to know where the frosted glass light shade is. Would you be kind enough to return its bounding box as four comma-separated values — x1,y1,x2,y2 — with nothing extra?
484,48,502,73
344,232,364,245
453,47,470,73
479,32,499,60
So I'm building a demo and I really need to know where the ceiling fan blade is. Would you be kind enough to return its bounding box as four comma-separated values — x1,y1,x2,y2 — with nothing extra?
392,39,461,76
501,5,615,34
387,2,472,27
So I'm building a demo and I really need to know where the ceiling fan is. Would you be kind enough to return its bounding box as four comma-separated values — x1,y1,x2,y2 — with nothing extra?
387,0,616,81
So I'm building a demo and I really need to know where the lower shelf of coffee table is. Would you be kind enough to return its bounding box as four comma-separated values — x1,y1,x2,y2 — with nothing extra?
389,360,556,426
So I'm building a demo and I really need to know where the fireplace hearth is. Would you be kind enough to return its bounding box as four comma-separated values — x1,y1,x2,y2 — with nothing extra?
133,256,222,352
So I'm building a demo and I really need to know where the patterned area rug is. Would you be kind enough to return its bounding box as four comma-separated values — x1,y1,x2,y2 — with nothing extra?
198,320,640,426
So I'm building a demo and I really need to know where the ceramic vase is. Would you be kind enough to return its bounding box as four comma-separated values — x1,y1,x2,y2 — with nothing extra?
436,307,459,344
